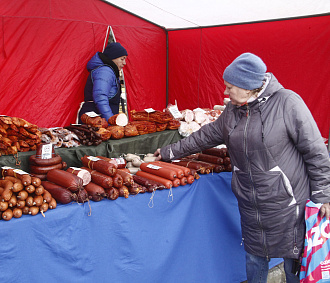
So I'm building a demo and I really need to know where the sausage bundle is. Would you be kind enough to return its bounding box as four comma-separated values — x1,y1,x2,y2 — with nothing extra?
0,174,57,221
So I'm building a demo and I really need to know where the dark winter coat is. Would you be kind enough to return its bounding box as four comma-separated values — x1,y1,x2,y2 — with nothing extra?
78,52,121,123
160,73,330,259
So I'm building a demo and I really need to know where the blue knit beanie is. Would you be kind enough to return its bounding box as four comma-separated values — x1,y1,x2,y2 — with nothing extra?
103,42,128,60
223,53,267,90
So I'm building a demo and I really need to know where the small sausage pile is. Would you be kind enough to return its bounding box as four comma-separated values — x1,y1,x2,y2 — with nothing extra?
136,161,198,189
0,167,57,221
172,147,231,174
65,124,103,146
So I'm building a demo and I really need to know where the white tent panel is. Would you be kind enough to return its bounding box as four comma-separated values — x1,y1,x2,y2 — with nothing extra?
105,0,330,29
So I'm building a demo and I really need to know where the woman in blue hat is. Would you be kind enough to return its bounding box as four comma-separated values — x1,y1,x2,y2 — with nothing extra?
78,42,128,124
154,53,330,283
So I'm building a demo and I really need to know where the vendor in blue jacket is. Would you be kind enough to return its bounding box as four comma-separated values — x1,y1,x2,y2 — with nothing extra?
78,42,128,124
154,53,330,283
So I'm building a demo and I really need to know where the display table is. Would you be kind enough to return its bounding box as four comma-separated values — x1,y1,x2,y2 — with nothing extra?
0,173,281,283
0,130,182,172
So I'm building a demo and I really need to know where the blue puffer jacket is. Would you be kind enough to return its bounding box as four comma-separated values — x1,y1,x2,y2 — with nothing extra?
80,52,121,123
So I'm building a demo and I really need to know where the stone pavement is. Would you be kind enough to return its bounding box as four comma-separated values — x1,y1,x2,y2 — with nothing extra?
241,262,286,283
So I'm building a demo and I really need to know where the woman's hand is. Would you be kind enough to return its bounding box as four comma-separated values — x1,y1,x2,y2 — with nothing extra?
319,203,330,220
154,148,162,161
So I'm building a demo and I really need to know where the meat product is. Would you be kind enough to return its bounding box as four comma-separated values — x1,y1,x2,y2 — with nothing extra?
140,163,177,180
29,154,62,166
81,155,117,176
41,181,77,204
81,167,113,189
84,182,105,201
66,167,92,186
124,124,139,137
108,126,125,139
46,169,83,192
108,113,128,127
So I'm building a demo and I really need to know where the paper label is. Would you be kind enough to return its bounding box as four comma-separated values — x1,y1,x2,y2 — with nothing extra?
41,143,53,159
69,167,82,171
13,169,29,175
87,156,101,161
85,111,100,117
112,158,126,165
146,164,161,170
144,108,156,113
168,105,182,119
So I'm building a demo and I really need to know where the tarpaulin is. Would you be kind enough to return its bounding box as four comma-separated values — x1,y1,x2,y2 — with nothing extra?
168,15,330,138
0,173,281,283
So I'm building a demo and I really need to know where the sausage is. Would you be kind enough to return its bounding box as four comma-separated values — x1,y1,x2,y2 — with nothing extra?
104,187,119,200
2,208,13,220
118,185,129,198
48,198,57,209
151,161,185,178
84,182,106,202
22,206,30,215
116,169,134,186
154,161,190,177
29,154,63,166
3,176,23,193
180,177,188,186
46,169,83,192
128,183,141,195
41,181,77,204
1,167,31,186
25,185,35,194
33,195,44,206
1,187,13,202
0,179,14,192
112,174,123,188
13,207,23,218
16,200,25,208
35,185,45,196
30,173,47,181
42,190,53,203
31,176,42,187
76,189,89,203
40,202,49,213
187,175,195,184
140,163,177,180
81,167,113,189
172,178,181,187
29,161,67,175
8,194,17,207
81,155,117,176
25,196,34,207
171,160,206,174
202,147,227,158
132,174,165,191
135,171,173,189
0,201,8,211
189,168,200,180
29,206,39,216
184,159,225,173
66,167,91,186
17,190,28,201
96,156,127,169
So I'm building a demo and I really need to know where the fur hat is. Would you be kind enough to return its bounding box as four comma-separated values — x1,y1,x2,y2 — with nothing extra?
103,42,128,60
223,53,267,90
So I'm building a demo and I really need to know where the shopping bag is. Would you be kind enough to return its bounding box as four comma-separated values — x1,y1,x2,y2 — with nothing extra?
300,200,330,282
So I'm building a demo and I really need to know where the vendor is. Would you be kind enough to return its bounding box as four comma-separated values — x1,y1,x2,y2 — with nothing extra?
78,42,128,124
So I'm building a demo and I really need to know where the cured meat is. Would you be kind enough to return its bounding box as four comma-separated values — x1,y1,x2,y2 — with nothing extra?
130,110,173,123
108,113,128,127
66,167,92,186
108,126,125,139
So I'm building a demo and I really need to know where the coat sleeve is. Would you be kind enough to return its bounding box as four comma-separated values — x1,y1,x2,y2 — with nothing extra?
283,91,330,203
91,66,117,122
160,112,226,161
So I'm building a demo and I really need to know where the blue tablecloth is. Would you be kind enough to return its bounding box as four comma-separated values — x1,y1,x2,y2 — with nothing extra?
0,172,281,283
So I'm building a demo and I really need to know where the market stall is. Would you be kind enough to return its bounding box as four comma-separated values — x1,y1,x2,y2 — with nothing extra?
0,172,281,283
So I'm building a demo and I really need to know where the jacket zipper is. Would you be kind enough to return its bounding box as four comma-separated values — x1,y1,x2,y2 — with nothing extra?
244,105,269,259
293,205,299,256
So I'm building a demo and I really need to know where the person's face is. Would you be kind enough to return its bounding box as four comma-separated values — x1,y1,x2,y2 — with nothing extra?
224,81,251,106
112,56,127,71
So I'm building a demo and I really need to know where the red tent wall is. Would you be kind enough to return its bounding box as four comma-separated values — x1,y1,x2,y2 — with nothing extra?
168,15,330,138
0,0,166,127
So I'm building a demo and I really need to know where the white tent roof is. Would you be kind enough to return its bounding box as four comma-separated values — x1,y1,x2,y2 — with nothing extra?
105,0,330,29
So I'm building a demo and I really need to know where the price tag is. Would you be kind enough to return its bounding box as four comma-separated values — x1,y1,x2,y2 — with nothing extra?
87,156,101,161
167,104,182,119
144,108,156,113
13,169,29,175
146,164,161,170
85,111,100,117
70,167,82,171
112,158,126,164
41,143,53,159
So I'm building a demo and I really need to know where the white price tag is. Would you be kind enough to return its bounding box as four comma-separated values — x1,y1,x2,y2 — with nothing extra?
146,164,161,170
167,105,182,119
41,143,53,159
85,111,100,117
13,169,29,175
144,108,156,113
87,156,101,161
